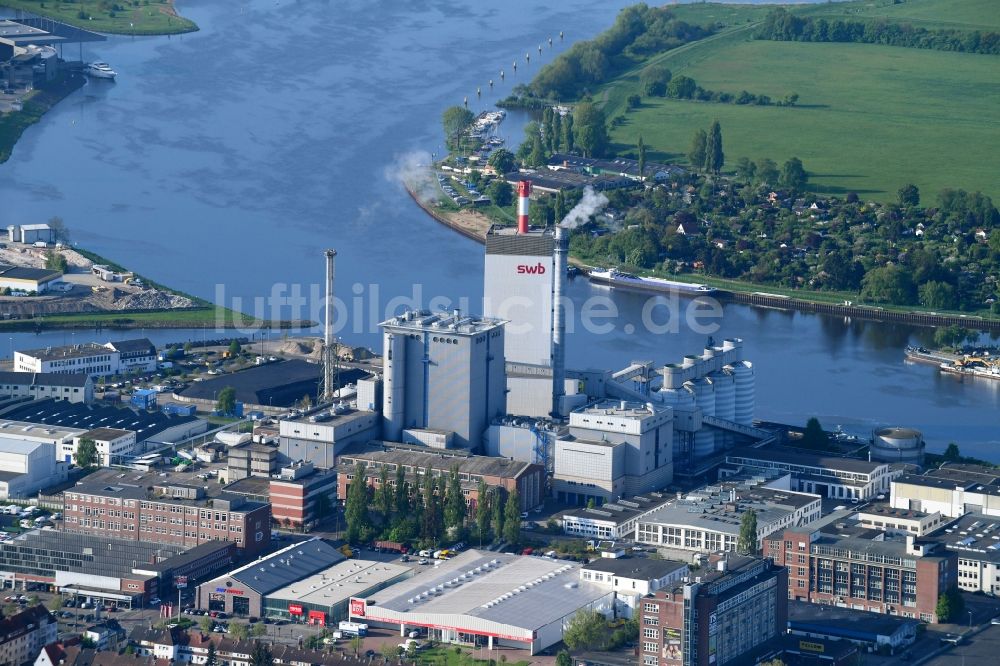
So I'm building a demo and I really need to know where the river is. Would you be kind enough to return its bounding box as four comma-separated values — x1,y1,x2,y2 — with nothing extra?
0,0,996,459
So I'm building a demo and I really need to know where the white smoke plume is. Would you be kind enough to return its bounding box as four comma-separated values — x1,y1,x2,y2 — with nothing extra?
384,150,439,203
560,186,609,229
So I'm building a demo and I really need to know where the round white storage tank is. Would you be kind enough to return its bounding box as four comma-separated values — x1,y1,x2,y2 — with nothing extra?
728,361,755,425
871,427,925,464
710,370,736,422
689,377,715,458
658,385,696,409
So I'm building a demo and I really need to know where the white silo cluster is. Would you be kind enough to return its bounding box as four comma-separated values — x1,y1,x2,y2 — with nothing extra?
657,339,755,458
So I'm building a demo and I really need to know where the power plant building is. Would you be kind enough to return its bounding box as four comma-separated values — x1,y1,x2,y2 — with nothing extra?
483,226,554,368
381,309,506,450
553,399,673,505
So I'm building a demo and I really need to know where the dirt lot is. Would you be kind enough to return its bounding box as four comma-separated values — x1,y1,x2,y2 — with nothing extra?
0,242,194,316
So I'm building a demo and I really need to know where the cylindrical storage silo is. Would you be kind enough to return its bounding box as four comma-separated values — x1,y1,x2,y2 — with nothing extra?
383,332,406,441
871,427,925,465
658,385,697,461
729,361,755,426
710,369,736,422
689,377,715,458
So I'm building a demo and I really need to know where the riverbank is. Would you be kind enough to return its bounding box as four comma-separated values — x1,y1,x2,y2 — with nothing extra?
406,183,1000,332
0,308,316,331
0,72,84,164
0,0,197,35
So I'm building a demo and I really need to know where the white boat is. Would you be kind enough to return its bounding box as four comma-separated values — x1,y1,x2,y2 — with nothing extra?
84,62,116,79
588,267,717,295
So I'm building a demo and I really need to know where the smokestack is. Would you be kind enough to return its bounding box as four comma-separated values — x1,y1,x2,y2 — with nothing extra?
320,249,338,403
552,226,567,417
517,180,532,234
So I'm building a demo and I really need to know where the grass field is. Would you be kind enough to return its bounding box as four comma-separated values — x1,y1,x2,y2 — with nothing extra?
796,0,1000,31
0,0,197,35
604,32,1000,201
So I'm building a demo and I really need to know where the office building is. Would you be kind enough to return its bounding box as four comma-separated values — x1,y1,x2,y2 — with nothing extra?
268,463,337,530
62,427,136,466
765,522,956,623
0,371,93,404
62,468,271,554
14,338,155,378
352,550,615,654
338,442,544,512
103,339,157,374
553,400,673,506
381,309,506,450
636,484,821,554
854,506,947,537
724,447,900,501
638,555,787,666
483,226,554,367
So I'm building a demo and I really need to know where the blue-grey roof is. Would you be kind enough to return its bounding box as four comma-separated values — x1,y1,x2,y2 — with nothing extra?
2,398,199,443
227,538,345,595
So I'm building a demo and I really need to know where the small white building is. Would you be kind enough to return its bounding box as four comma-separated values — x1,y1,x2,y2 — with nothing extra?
0,437,67,499
60,428,137,466
0,265,62,294
0,371,93,404
579,557,688,617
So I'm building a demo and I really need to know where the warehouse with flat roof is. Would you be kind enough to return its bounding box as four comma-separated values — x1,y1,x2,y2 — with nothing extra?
350,550,614,654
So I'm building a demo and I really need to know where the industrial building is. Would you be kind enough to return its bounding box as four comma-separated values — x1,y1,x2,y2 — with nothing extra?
195,538,347,618
636,483,821,554
381,309,506,450
62,468,271,554
14,338,155,378
788,600,920,654
483,224,554,368
0,436,67,499
579,557,689,617
920,512,1000,596
723,447,900,500
553,399,673,505
337,442,545,512
870,427,925,465
350,550,615,654
637,555,788,666
854,506,947,537
277,406,380,469
1,398,207,448
890,463,1000,518
0,371,93,404
0,530,233,608
765,517,956,622
0,265,62,293
560,492,674,540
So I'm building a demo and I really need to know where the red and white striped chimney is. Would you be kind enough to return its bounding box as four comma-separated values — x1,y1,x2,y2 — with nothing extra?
517,180,532,234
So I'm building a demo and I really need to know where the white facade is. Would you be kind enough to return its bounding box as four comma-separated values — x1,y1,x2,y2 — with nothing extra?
579,560,689,617
14,338,155,379
278,410,380,468
59,429,137,466
0,372,93,404
0,437,68,499
483,230,554,367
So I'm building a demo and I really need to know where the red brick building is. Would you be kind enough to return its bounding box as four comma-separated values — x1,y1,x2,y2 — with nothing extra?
337,443,545,512
269,466,337,530
638,555,787,666
62,470,271,555
765,527,956,623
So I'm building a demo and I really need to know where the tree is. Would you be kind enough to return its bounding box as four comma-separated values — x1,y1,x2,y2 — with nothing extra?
897,183,920,208
688,129,707,170
315,492,333,521
735,157,756,184
376,466,393,519
779,157,808,191
444,467,466,532
487,180,514,207
229,622,249,640
491,489,504,542
627,94,641,109
44,250,67,272
942,443,961,461
205,643,218,666
755,158,779,187
344,462,371,544
75,438,98,468
639,64,672,97
919,281,957,310
801,417,830,451
667,75,696,99
935,587,964,623
442,106,474,149
556,651,572,666
488,148,516,175
563,113,575,153
349,636,363,656
250,622,266,637
861,265,916,305
503,488,521,545
250,640,274,666
47,596,64,612
216,386,237,415
228,339,242,356
381,643,401,662
394,466,408,515
200,616,214,633
476,480,491,544
705,120,724,175
738,508,758,555
574,102,609,158
48,216,70,243
563,610,608,651
637,135,646,181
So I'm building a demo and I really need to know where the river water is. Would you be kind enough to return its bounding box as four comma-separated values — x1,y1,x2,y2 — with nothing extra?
0,0,996,458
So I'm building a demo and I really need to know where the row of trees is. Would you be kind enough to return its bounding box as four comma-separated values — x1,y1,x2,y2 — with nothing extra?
687,121,724,175
732,155,809,192
529,4,709,100
343,462,523,548
639,68,794,108
756,8,1000,55
517,101,609,163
